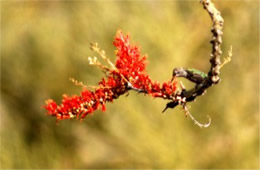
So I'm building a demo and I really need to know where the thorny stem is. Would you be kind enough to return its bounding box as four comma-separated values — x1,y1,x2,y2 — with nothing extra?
162,0,231,127
204,0,224,84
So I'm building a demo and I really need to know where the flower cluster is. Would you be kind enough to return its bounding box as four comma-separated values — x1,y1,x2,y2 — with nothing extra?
113,32,178,97
44,31,178,121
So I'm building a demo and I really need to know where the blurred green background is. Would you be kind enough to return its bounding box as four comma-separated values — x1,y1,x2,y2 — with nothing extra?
1,0,259,168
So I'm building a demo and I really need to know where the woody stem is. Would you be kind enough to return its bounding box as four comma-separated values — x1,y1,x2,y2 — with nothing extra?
165,0,224,110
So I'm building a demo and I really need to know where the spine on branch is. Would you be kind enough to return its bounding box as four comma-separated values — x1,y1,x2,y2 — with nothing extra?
203,0,224,84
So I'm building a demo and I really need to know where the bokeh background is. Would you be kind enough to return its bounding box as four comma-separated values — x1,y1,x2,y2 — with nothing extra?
1,0,259,168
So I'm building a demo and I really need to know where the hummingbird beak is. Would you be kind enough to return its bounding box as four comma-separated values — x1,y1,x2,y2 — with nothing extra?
170,76,176,83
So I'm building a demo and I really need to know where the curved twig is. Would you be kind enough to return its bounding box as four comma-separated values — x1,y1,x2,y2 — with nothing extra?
182,104,211,128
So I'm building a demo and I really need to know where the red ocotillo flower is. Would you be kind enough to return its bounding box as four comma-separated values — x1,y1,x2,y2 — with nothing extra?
44,31,178,121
